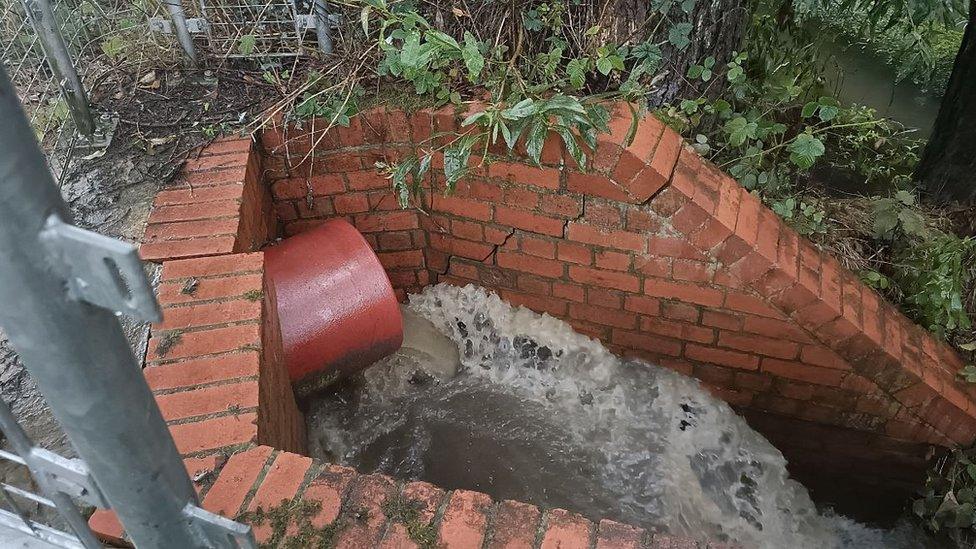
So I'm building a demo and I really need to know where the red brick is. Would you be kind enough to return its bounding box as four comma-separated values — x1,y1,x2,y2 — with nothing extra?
332,193,370,214
567,223,645,252
686,344,759,370
199,138,253,157
145,218,240,242
501,290,569,317
497,251,564,278
452,219,484,241
583,202,624,228
487,500,540,549
438,490,492,549
718,332,799,360
156,299,261,331
201,446,274,516
496,206,564,236
354,211,419,232
376,231,414,251
553,283,586,302
169,412,257,454
503,187,541,209
570,303,638,329
647,236,706,260
158,273,262,304
567,172,631,202
303,465,356,528
520,235,556,259
558,242,592,265
184,153,248,172
378,250,426,269
489,163,560,189
624,295,661,315
161,253,264,281
612,330,683,356
762,358,847,386
541,195,583,218
540,509,593,549
661,301,699,323
380,481,446,548
432,195,492,220
570,266,640,292
150,199,241,224
596,519,644,549
334,475,395,549
141,236,236,262
800,345,852,370
249,453,313,511
429,233,495,260
741,316,812,344
518,275,551,295
643,279,723,307
672,260,712,283
156,380,259,421
145,352,260,391
587,287,623,308
636,256,671,278
724,292,783,318
156,183,245,206
640,317,714,344
701,311,741,331
595,249,632,271
148,323,260,363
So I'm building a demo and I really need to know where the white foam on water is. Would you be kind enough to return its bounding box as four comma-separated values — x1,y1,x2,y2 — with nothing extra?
306,283,935,548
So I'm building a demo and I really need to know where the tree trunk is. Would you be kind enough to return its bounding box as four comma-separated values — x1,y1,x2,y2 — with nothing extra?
915,0,976,203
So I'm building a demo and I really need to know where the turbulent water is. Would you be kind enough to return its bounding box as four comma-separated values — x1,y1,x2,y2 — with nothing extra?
306,284,935,548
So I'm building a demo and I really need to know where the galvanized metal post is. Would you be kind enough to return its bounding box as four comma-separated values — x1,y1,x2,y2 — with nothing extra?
164,0,198,65
313,0,333,54
0,65,204,547
20,0,95,137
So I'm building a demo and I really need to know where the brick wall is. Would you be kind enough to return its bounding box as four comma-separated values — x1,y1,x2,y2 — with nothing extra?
261,104,976,501
141,138,274,262
90,137,708,547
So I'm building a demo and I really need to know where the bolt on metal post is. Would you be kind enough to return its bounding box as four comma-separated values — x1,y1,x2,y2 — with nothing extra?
164,0,198,65
20,0,95,137
0,65,205,547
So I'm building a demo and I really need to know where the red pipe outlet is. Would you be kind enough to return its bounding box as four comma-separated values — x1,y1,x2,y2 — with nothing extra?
264,219,403,382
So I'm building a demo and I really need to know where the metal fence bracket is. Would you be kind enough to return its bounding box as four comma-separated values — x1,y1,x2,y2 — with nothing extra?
149,16,209,34
183,504,257,549
40,215,162,322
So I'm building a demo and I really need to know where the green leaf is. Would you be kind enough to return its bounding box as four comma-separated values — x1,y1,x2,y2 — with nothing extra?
566,58,587,90
668,23,692,50
462,32,484,81
596,57,613,75
525,119,548,165
238,34,256,56
443,134,478,190
898,208,927,237
818,105,839,122
801,101,818,118
895,190,916,206
788,133,825,169
724,117,758,147
360,6,371,34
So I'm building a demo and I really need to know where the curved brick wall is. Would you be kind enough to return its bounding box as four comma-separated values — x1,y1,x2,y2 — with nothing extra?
260,104,976,507
90,137,707,548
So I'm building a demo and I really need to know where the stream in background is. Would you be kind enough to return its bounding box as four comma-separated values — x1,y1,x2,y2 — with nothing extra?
305,284,938,548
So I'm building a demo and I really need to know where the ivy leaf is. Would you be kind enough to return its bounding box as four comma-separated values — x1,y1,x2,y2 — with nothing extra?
788,133,825,169
555,121,585,168
462,32,484,81
668,23,692,50
566,58,587,90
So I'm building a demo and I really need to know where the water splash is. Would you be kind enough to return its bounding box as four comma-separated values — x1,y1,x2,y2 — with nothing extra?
306,284,934,548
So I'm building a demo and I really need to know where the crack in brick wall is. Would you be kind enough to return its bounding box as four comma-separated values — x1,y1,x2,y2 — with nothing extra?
261,104,976,502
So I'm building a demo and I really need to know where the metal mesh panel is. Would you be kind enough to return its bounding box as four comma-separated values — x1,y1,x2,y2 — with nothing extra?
189,0,325,58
